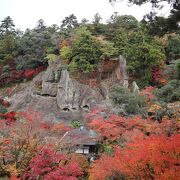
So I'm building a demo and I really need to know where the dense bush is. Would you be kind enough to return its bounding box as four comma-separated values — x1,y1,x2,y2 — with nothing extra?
110,86,147,116
164,59,180,80
0,104,7,114
166,35,180,59
154,80,180,103
71,119,81,128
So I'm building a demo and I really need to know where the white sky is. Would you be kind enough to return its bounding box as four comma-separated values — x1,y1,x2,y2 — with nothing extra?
0,0,171,30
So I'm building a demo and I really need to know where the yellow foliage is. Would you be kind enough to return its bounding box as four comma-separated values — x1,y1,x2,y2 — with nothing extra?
148,104,163,113
5,164,19,177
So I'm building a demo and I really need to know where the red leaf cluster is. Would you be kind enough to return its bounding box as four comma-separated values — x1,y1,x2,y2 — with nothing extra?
139,86,156,104
151,67,168,86
0,111,16,123
89,114,180,143
0,65,46,87
89,134,180,180
0,111,82,178
89,115,147,142
26,147,83,180
23,66,46,79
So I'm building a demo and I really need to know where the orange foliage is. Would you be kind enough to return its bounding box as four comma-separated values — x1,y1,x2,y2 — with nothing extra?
89,115,148,142
0,111,71,177
22,147,83,179
89,134,180,180
139,86,156,105
88,114,180,144
59,40,71,48
68,153,89,172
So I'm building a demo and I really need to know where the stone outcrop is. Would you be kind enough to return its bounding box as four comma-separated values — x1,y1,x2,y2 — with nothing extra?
8,55,130,122
56,69,102,111
115,55,129,88
132,81,140,93
8,59,103,122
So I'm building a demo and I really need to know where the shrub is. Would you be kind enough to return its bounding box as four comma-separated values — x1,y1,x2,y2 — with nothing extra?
0,104,7,114
166,35,180,59
110,86,147,116
70,120,81,128
2,65,10,76
154,80,180,103
164,59,180,80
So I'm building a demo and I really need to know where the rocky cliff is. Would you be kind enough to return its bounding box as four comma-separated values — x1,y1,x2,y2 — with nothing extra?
8,56,129,123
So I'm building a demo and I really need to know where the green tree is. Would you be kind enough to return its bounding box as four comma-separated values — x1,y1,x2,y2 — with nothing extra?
69,27,102,72
0,34,17,63
166,35,180,60
35,19,46,32
110,0,180,34
112,29,165,83
60,27,118,73
16,28,56,69
100,40,118,60
154,80,180,103
61,14,79,29
112,28,129,56
80,18,89,25
0,16,17,63
89,13,107,36
110,15,139,31
106,14,139,40
0,16,15,35
92,13,102,24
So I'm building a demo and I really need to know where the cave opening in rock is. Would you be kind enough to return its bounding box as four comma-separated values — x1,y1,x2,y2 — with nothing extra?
62,107,70,112
82,105,89,110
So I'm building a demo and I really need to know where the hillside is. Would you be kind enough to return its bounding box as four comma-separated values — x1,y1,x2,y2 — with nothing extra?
0,1,180,179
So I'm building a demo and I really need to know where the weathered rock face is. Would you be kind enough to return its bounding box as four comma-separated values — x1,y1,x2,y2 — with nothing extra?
40,60,61,96
8,60,103,122
8,55,129,122
56,69,102,111
41,82,58,97
115,55,129,88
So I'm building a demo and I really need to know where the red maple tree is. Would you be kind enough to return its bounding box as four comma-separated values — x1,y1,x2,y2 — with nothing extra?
89,134,180,180
26,147,83,180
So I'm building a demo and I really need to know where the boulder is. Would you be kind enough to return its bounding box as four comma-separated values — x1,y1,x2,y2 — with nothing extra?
132,81,140,93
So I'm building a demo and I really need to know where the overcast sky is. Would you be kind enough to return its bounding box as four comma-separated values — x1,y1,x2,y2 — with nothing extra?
0,0,170,30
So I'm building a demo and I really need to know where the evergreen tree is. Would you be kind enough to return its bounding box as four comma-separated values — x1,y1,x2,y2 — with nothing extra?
0,16,15,35
61,14,79,29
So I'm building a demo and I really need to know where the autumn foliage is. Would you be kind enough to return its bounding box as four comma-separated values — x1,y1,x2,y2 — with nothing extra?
26,147,83,180
89,134,180,180
0,111,16,123
87,109,180,180
151,66,168,86
0,64,46,87
89,115,147,142
139,86,156,105
0,111,84,179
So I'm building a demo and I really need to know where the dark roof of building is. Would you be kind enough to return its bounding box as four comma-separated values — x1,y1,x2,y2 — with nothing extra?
62,126,98,145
